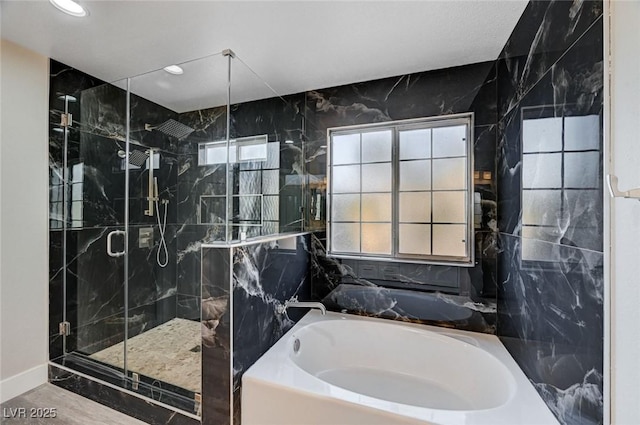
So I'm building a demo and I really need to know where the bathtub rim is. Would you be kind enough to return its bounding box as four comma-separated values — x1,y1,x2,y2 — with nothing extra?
242,310,560,425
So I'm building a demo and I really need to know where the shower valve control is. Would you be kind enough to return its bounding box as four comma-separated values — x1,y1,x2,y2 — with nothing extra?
139,227,154,248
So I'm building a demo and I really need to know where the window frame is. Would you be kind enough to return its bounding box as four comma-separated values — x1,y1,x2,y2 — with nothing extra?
326,113,475,266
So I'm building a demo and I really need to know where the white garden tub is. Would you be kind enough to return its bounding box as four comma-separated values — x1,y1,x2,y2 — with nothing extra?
242,311,558,425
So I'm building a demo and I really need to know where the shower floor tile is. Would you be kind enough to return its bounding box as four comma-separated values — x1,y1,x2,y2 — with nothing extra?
90,318,201,394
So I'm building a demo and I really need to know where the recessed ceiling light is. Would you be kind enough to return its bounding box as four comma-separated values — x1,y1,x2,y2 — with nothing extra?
163,65,184,75
49,0,87,17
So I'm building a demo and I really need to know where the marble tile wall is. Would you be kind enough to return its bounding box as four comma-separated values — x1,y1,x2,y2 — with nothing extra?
201,234,311,425
305,61,500,333
495,1,604,424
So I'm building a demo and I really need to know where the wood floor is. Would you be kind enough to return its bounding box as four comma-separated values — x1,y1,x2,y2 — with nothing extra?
1,383,147,424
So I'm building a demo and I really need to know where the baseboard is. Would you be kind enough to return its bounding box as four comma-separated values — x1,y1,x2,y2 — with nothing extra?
0,364,48,403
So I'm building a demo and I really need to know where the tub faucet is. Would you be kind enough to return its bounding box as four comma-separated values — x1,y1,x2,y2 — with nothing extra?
278,296,326,315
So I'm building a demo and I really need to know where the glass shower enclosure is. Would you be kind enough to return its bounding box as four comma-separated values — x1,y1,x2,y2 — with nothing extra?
49,50,305,416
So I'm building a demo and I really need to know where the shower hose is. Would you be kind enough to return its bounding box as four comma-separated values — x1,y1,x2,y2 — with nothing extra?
155,199,169,268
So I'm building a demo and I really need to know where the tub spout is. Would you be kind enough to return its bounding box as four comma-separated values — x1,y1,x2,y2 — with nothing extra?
278,296,326,315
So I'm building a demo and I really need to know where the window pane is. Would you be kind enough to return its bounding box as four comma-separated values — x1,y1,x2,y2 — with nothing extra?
362,223,392,255
564,152,599,188
399,160,431,191
362,163,392,192
362,193,392,222
522,117,562,153
266,142,280,169
399,224,431,255
432,191,466,223
432,224,466,257
399,129,431,160
262,169,279,195
564,115,600,151
71,183,83,200
399,192,431,222
238,195,261,222
362,130,392,163
332,194,360,222
522,189,563,226
522,226,559,261
523,153,562,189
432,158,466,190
239,170,261,194
432,125,466,158
332,223,360,253
263,195,279,221
332,133,360,165
332,165,360,193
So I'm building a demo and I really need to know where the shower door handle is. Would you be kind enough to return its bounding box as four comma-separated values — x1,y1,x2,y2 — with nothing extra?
106,230,126,257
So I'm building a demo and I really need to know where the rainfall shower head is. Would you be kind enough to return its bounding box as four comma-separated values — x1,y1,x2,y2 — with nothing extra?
117,149,150,168
145,119,194,140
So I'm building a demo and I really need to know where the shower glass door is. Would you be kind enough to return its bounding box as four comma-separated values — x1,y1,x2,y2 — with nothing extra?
122,53,229,410
56,79,129,380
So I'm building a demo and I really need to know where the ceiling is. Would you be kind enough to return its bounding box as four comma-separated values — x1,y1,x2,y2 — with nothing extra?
1,0,528,112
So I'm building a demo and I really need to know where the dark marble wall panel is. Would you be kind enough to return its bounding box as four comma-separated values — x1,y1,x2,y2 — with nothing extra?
496,3,604,424
497,0,603,118
201,247,231,425
201,234,311,425
231,234,311,423
498,234,603,424
304,61,499,333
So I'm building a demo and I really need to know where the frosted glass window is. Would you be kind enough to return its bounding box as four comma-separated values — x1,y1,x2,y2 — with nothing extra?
199,142,236,165
565,190,599,219
432,224,467,257
71,183,83,199
433,191,466,223
265,142,280,169
239,171,261,194
432,126,466,158
332,194,360,222
523,153,562,189
399,224,431,255
362,193,392,222
332,223,360,253
432,158,466,190
362,130,392,163
263,195,279,221
332,134,360,165
362,163,392,192
522,226,559,261
399,192,431,222
564,152,599,188
332,165,360,193
237,196,262,222
522,190,562,226
564,115,600,151
237,135,268,162
262,169,279,195
328,114,473,264
399,160,431,191
399,129,431,160
522,117,563,153
362,223,392,255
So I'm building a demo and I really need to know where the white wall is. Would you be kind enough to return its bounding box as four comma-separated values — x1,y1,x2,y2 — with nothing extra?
0,39,49,403
609,1,640,423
